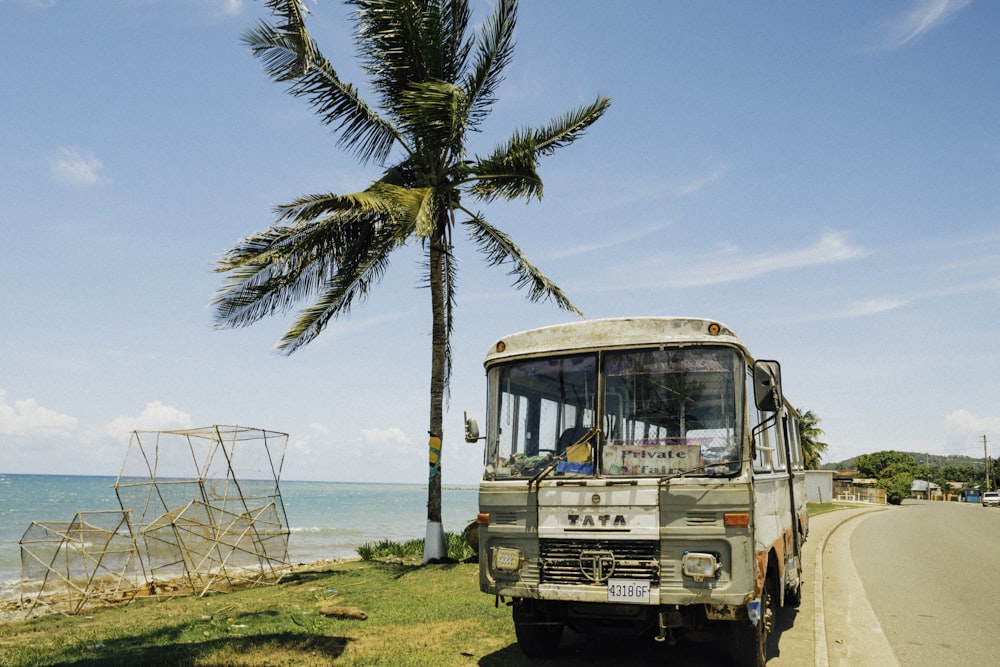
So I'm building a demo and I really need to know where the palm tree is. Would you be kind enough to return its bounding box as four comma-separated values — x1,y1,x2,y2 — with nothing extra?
212,0,610,560
797,409,828,470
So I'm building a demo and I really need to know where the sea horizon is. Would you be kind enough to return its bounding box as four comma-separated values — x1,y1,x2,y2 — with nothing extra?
0,471,479,488
0,472,480,599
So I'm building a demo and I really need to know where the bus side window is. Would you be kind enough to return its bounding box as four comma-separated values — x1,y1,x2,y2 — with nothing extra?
753,415,774,473
747,371,773,473
773,417,787,469
786,414,803,470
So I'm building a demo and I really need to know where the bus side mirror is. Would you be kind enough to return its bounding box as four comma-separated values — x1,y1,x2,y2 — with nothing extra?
464,412,482,443
753,360,782,412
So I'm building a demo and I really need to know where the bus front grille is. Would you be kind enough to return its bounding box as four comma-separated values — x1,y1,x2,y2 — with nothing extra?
539,539,660,585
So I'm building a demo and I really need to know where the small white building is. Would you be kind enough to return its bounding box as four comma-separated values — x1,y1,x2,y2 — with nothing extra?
805,470,835,503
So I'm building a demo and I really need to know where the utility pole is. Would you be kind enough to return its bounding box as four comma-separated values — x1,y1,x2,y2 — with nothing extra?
986,435,992,492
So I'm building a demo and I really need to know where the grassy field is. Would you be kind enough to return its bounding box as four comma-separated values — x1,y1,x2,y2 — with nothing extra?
1,559,515,667
805,502,858,517
0,558,720,667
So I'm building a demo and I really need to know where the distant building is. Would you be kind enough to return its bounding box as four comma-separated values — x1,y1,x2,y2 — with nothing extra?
959,488,981,503
911,479,941,500
831,470,886,504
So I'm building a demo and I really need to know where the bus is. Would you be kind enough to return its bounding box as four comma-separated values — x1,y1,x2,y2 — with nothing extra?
464,317,807,667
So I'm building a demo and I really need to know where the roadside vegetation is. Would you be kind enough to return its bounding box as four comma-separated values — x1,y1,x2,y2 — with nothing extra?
843,450,998,505
806,502,857,517
355,531,476,562
797,409,828,470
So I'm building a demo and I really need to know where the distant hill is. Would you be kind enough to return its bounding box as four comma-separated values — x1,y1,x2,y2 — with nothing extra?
822,451,987,471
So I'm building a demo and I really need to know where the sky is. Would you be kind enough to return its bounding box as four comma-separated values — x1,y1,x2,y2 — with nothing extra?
1,0,998,488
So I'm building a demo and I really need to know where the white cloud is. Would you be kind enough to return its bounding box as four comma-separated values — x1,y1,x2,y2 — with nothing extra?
360,426,412,446
298,308,418,347
615,231,869,290
945,409,1000,454
875,0,971,51
286,422,330,458
0,389,78,439
676,166,727,197
548,223,670,260
105,401,193,439
51,146,106,186
277,423,429,482
831,297,911,319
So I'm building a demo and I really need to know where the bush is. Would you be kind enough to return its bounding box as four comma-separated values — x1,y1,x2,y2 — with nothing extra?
356,532,474,562
880,472,914,505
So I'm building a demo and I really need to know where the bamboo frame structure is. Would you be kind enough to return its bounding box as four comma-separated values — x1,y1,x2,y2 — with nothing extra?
19,425,290,616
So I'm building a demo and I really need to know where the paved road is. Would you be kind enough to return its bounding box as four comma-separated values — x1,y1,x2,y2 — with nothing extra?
850,500,1000,667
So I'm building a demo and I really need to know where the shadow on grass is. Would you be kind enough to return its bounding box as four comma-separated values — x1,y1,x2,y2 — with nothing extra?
54,632,351,666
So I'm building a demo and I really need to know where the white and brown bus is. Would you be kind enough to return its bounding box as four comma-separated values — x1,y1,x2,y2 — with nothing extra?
465,317,807,667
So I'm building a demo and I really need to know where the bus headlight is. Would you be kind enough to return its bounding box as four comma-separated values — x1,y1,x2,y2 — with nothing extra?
681,551,721,582
491,546,524,574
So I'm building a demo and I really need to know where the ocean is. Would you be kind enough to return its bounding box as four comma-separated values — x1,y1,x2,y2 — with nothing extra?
0,473,479,599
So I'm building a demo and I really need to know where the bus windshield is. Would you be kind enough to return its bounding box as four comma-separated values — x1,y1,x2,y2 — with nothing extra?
485,347,744,480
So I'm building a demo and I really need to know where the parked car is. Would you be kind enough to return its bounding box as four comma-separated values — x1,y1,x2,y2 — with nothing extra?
982,491,1000,507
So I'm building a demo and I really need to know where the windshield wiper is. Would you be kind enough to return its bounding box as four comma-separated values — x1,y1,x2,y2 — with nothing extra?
658,459,746,484
529,428,600,490
529,451,569,490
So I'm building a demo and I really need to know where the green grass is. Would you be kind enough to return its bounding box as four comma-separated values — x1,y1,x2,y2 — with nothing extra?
0,533,485,666
0,559,512,667
807,502,857,517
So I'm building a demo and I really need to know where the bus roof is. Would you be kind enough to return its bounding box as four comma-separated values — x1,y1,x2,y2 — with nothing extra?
483,317,750,366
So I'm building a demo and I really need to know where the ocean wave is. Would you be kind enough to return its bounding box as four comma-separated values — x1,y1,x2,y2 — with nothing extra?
288,526,364,537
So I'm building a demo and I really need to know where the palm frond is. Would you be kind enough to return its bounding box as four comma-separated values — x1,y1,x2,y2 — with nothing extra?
465,95,611,203
396,79,469,158
263,0,315,76
349,0,473,121
462,210,581,316
463,0,516,130
243,21,401,164
214,186,415,332
440,235,457,399
465,131,542,202
276,222,404,352
213,222,347,328
531,95,612,156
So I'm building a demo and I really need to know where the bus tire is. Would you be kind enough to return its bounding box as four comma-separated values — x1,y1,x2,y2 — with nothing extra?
784,578,802,607
514,621,563,657
512,600,563,657
729,577,775,667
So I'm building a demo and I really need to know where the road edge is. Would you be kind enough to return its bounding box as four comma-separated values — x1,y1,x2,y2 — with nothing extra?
812,506,889,667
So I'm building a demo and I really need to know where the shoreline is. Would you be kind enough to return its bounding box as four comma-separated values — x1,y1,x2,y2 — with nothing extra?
0,555,363,625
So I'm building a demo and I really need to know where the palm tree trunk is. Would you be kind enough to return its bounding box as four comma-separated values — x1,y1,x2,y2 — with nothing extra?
423,228,447,562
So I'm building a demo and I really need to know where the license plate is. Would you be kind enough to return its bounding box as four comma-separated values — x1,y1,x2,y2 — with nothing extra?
607,578,651,603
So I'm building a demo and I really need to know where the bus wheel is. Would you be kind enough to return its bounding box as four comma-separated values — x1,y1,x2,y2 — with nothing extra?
512,601,563,657
514,621,563,657
730,577,775,667
784,578,802,607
